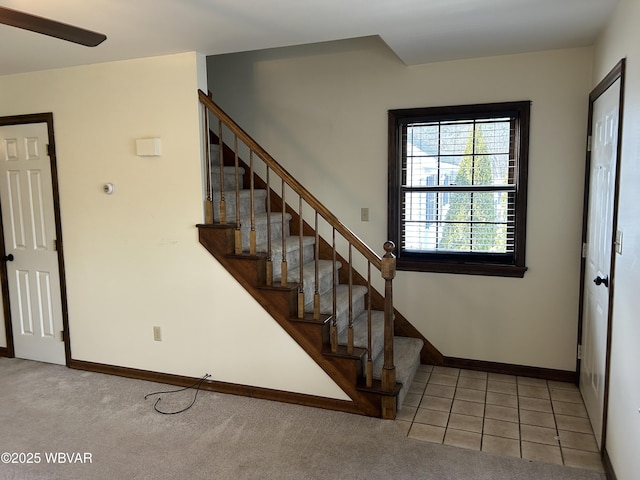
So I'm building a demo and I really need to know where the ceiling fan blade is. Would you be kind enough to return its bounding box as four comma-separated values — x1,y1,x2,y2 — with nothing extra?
0,6,106,47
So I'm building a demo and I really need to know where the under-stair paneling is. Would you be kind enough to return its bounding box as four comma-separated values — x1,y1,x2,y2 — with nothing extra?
208,40,593,371
0,52,350,402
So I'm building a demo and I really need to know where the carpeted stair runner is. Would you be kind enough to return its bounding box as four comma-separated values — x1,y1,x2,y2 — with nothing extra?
209,146,422,410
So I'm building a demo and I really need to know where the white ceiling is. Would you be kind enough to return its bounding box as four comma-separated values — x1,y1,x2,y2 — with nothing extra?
0,0,618,76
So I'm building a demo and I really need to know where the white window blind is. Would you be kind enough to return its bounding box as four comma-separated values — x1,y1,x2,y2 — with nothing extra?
401,118,516,255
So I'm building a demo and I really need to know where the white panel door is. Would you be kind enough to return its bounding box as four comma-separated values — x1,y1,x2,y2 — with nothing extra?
0,122,65,365
580,77,620,449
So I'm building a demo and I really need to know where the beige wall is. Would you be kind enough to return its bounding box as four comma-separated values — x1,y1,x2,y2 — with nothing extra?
208,38,593,372
0,52,348,401
593,0,640,478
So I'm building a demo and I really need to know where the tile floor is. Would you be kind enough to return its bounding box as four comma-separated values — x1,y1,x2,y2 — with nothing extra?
395,365,605,474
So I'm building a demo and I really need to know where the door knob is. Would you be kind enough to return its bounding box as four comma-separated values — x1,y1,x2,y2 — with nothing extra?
594,275,609,287
3,254,14,262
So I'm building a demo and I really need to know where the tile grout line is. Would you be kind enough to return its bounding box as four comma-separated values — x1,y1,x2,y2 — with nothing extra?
443,368,457,446
479,372,488,453
547,379,566,467
517,377,523,460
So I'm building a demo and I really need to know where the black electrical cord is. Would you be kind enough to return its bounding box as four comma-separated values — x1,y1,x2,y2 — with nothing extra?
144,373,211,415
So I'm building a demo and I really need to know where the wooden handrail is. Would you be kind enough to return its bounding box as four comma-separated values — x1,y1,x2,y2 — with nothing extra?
198,90,382,270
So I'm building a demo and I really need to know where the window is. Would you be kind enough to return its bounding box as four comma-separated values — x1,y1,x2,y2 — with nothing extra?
388,102,530,277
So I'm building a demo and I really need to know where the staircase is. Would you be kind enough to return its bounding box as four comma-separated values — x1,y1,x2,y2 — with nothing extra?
197,90,438,419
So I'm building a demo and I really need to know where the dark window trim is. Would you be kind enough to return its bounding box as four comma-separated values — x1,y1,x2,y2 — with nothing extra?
388,101,530,278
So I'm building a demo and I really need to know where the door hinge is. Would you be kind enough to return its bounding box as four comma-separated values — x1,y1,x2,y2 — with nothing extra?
577,344,582,360
53,239,58,251
58,330,64,342
582,242,588,258
587,135,592,152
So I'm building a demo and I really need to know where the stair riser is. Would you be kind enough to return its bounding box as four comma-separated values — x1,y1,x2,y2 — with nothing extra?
209,146,221,166
210,167,245,192
212,191,267,221
282,260,342,309
305,266,337,303
286,262,336,298
333,295,366,332
234,218,290,250
267,243,316,277
337,311,385,377
371,337,424,409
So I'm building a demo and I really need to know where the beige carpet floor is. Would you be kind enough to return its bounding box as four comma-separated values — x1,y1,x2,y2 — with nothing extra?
0,357,606,480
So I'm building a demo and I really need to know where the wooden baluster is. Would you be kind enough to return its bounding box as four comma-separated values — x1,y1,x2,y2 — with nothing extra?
265,167,273,286
313,212,320,320
381,241,396,393
280,179,287,286
366,261,373,388
203,107,213,223
347,244,354,355
217,120,226,224
298,196,304,318
331,228,337,352
249,151,256,255
234,135,242,254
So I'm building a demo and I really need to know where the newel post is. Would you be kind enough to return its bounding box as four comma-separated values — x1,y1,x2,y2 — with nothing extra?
381,241,396,393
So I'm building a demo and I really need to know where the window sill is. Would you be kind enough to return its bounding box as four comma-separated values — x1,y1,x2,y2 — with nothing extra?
396,258,527,278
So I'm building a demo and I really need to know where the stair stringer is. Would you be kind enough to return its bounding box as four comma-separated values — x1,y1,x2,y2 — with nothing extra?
197,223,392,418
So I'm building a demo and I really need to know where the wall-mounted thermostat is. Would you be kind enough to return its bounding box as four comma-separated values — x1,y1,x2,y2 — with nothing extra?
103,183,114,194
